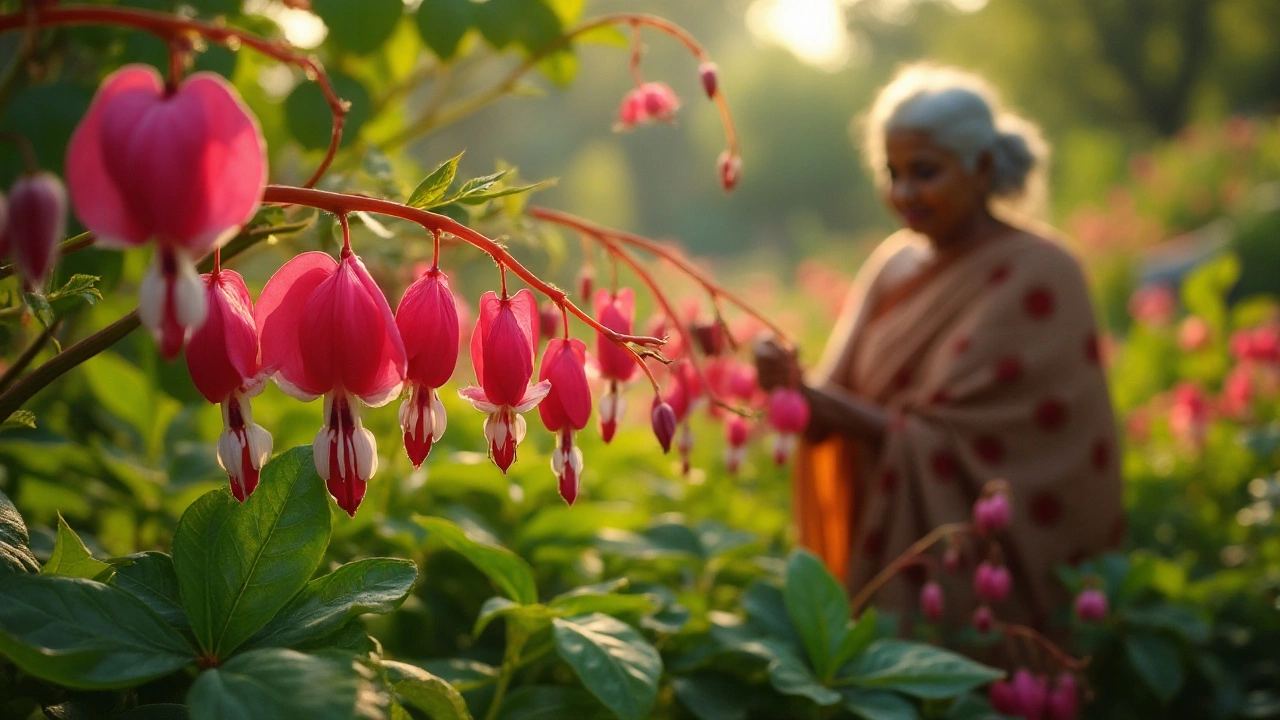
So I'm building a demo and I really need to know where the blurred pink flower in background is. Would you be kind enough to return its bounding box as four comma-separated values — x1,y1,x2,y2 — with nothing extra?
1169,382,1211,450
1178,316,1211,351
1128,284,1176,326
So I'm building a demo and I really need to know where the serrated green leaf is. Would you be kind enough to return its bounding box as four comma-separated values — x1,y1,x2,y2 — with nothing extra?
0,410,36,433
0,574,195,689
553,613,662,720
415,515,537,604
42,514,113,581
248,558,417,649
449,169,509,200
23,291,54,328
456,179,556,205
46,273,102,311
173,447,332,660
0,487,39,574
109,552,187,629
187,648,360,720
408,153,465,209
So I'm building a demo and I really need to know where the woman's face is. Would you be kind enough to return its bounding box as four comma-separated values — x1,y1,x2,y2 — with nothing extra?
883,129,989,245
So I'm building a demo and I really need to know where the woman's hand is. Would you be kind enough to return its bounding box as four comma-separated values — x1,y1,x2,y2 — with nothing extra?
753,336,800,391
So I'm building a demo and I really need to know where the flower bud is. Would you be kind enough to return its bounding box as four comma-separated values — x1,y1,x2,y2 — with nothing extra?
973,492,1011,536
651,400,677,453
6,172,67,291
698,61,718,98
1012,669,1050,720
919,581,944,623
942,546,962,574
973,605,993,633
718,150,742,191
988,679,1019,715
974,561,1012,603
1073,588,1108,623
723,414,751,474
538,302,561,344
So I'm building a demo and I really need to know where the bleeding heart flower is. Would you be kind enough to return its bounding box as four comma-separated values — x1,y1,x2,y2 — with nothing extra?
1074,588,1108,622
1178,316,1211,351
989,679,1020,715
698,61,718,98
973,492,1011,536
723,414,752,474
256,250,407,516
538,338,592,504
1128,284,1175,326
594,288,638,443
460,289,551,473
395,267,460,468
1169,381,1210,450
718,151,742,191
919,581,944,623
651,400,677,453
616,82,681,130
66,64,266,358
973,605,993,633
1012,669,1050,720
767,388,809,464
186,269,271,502
974,561,1012,603
1047,673,1080,720
5,172,67,291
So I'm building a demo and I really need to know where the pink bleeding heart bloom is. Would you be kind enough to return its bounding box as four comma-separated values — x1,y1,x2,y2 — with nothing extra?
662,360,701,474
1178,316,1211,351
723,414,752,474
538,338,592,505
989,679,1020,715
973,493,1012,536
186,269,272,502
1047,673,1080,720
395,267,460,468
767,388,809,465
974,561,1012,603
256,250,407,517
698,61,718,98
1220,365,1254,419
727,362,760,403
718,151,742,192
616,82,681,130
67,65,266,359
460,289,551,474
6,172,67,291
919,581,944,623
1128,284,1176,326
651,400,677,453
594,288,638,443
1231,325,1280,364
1012,669,1050,720
1074,588,1109,623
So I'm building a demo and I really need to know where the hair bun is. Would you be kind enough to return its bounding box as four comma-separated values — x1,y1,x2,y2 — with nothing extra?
990,114,1047,197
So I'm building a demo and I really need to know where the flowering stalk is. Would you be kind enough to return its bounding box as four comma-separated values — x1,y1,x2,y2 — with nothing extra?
0,3,346,189
260,185,665,393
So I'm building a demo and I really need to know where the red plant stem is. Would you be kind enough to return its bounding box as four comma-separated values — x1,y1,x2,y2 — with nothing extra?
849,522,973,614
527,207,792,347
499,262,508,298
0,4,345,189
337,213,352,257
628,21,644,87
994,620,1089,672
212,247,220,275
431,229,441,270
260,185,663,393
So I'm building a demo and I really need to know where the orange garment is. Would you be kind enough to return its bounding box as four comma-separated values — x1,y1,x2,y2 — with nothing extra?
795,229,1123,629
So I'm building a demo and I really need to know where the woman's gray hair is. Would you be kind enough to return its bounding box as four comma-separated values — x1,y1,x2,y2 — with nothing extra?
861,63,1050,217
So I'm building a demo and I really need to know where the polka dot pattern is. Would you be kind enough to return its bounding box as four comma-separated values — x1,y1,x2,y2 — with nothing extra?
1092,438,1111,471
1024,285,1055,320
879,468,899,493
973,435,1006,465
1029,491,1063,527
864,530,885,556
1035,398,1067,431
988,263,1011,285
995,356,1023,384
952,336,971,355
930,450,957,482
1085,333,1101,365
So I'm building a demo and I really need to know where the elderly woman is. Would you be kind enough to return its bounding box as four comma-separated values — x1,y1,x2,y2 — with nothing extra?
756,64,1123,629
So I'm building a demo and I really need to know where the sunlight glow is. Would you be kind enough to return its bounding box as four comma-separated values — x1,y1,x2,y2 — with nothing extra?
244,0,328,49
746,0,852,71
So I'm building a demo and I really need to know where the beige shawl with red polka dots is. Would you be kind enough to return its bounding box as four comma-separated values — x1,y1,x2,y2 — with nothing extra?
795,229,1123,629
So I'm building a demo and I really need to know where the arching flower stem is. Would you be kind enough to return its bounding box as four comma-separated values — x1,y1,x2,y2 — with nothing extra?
0,4,346,189
260,185,663,394
527,206,794,349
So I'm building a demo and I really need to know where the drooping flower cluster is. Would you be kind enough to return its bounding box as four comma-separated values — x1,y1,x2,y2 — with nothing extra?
989,670,1080,720
66,64,267,358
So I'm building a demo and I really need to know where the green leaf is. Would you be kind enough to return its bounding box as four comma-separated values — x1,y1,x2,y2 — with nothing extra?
496,686,609,720
45,273,102,313
109,552,187,629
0,574,195,689
784,549,850,679
24,291,54,328
416,0,473,60
749,638,841,706
847,640,1003,700
671,673,750,720
833,609,879,671
445,168,508,204
474,596,552,637
944,694,1004,720
383,661,474,720
115,704,191,720
548,589,658,619
553,613,662,720
415,658,500,692
42,514,113,581
173,447,331,660
313,0,404,55
1124,632,1185,703
455,179,556,205
187,648,360,720
415,515,537,604
407,153,465,210
0,487,39,573
285,72,371,150
1,410,36,433
840,688,920,720
248,558,417,649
